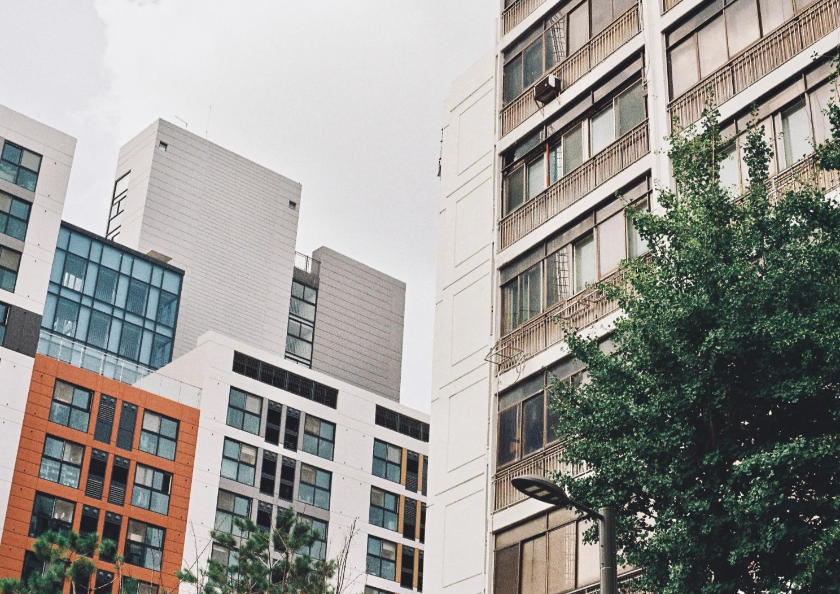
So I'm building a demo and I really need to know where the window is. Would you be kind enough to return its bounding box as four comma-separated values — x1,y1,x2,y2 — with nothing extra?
0,302,6,346
86,450,108,500
299,516,328,560
221,438,257,485
79,506,99,538
211,543,237,566
131,464,172,515
366,536,397,581
124,520,165,571
48,380,92,433
29,493,75,537
279,457,296,501
39,436,84,488
0,245,21,292
265,402,282,446
108,457,130,506
215,490,251,537
302,415,335,460
287,281,317,367
284,408,300,450
260,451,277,495
401,546,415,589
781,101,811,167
502,9,565,105
256,501,272,532
289,281,317,323
158,141,168,152
0,142,41,191
232,351,339,409
590,82,646,155
116,403,138,450
139,411,179,461
626,201,649,260
501,263,541,334
666,0,806,99
227,387,262,435
370,487,399,532
374,406,430,442
573,234,596,293
373,439,402,483
0,192,31,241
298,464,331,510
101,512,122,556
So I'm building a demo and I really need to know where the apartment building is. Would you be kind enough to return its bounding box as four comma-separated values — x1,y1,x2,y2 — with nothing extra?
428,1,840,594
0,105,428,594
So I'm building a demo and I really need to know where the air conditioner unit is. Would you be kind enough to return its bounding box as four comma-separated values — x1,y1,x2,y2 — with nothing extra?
534,74,561,105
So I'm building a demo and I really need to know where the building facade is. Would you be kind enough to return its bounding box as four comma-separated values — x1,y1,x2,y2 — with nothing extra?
428,1,840,594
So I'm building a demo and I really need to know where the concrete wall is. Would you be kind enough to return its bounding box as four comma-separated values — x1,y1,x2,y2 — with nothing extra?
310,247,406,402
0,103,75,538
426,51,497,594
111,120,301,359
143,331,429,594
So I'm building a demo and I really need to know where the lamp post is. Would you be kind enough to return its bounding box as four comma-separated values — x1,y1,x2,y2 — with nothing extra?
511,475,616,594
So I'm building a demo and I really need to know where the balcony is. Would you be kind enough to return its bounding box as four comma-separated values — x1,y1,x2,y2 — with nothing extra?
499,121,649,251
294,251,320,276
502,0,548,36
501,3,642,137
764,153,840,202
38,330,155,385
494,441,587,511
668,0,840,128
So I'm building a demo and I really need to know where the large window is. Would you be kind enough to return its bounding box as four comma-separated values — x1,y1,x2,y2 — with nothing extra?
221,438,257,486
366,536,398,581
41,225,183,369
286,281,317,367
497,357,587,468
0,142,41,191
373,439,402,483
29,493,75,538
139,411,179,461
0,192,31,241
48,380,92,433
299,516,328,560
502,80,644,216
226,387,262,435
125,520,165,571
0,302,6,346
494,511,600,594
131,464,172,515
215,490,251,538
298,464,331,510
39,436,84,488
0,245,21,292
667,0,814,99
370,487,399,532
501,184,650,334
302,414,335,460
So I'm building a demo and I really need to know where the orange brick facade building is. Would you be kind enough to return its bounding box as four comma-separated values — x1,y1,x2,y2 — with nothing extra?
0,356,199,592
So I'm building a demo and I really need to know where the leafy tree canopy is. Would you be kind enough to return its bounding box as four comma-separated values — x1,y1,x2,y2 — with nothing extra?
551,60,840,594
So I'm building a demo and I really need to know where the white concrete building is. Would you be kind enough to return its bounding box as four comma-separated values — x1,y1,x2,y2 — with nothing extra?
140,331,429,594
427,1,840,594
0,103,75,536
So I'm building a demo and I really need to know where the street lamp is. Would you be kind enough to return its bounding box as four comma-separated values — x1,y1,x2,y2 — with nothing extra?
511,475,616,594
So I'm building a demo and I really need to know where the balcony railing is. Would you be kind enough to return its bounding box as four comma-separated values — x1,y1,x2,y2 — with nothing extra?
294,252,320,276
496,263,631,374
38,330,155,385
499,121,649,251
570,570,646,594
501,4,642,137
767,153,840,201
668,0,840,128
662,0,684,12
494,441,588,511
502,0,548,35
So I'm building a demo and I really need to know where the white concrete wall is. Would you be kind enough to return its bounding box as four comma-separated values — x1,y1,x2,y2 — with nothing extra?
310,247,406,402
0,103,75,537
427,51,497,594
146,331,429,594
111,120,301,359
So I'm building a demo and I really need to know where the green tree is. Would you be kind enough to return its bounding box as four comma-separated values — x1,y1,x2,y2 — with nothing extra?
190,507,339,594
0,532,126,594
550,66,840,593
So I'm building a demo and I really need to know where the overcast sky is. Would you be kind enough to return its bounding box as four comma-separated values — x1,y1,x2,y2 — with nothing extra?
1,0,496,412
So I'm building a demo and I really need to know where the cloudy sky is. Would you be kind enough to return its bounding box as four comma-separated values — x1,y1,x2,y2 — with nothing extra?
1,0,496,412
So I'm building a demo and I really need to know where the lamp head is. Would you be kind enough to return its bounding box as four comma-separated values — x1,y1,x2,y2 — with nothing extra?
510,475,572,507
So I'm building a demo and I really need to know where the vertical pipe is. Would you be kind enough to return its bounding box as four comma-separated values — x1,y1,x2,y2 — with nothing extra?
599,506,617,594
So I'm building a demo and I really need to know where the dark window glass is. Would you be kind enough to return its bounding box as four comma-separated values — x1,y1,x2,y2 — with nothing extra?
373,439,402,483
107,457,130,506
299,464,331,510
0,302,7,346
139,410,179,461
302,414,335,460
79,506,99,538
39,436,84,488
260,451,277,496
116,403,137,450
522,395,545,456
503,57,524,105
85,450,108,499
369,487,399,532
0,245,21,292
497,407,520,467
215,490,251,538
298,516,328,560
29,493,75,537
220,438,257,486
0,192,31,241
366,536,397,581
265,402,282,445
403,497,418,540
284,408,300,450
401,546,415,588
279,457,296,501
101,512,122,559
93,395,117,444
0,142,41,191
48,380,92,433
131,464,172,515
256,501,272,532
567,2,589,54
124,519,165,571
227,387,262,435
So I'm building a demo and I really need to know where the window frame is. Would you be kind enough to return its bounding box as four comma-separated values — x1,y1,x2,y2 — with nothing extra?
29,492,75,538
0,191,31,241
0,141,42,191
298,463,332,510
138,410,179,461
0,301,7,346
214,489,252,538
369,486,400,532
302,414,336,461
39,435,84,488
226,387,263,435
220,437,258,486
131,464,172,516
48,380,93,433
0,244,22,293
124,519,165,571
366,536,398,581
372,439,403,484
298,516,328,560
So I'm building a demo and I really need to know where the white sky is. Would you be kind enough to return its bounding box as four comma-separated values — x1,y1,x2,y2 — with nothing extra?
0,0,496,413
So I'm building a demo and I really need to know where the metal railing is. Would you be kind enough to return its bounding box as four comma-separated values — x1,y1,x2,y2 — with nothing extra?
494,441,588,511
668,0,840,128
294,252,320,276
37,330,155,385
496,262,632,374
766,153,840,201
502,0,547,35
501,4,642,137
499,121,649,251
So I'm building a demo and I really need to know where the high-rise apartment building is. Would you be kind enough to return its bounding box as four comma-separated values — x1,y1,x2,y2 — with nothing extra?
428,1,840,593
0,105,428,594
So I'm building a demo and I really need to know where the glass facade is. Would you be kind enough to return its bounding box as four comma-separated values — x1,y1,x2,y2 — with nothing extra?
39,223,183,375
